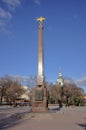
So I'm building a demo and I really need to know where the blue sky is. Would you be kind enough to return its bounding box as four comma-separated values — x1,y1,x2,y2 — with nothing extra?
0,0,86,91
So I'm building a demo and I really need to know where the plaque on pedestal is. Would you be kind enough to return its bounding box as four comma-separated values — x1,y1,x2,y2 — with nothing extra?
35,89,44,101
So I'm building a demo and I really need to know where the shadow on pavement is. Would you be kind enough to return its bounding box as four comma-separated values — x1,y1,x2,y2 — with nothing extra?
0,111,30,130
77,119,86,130
48,106,61,113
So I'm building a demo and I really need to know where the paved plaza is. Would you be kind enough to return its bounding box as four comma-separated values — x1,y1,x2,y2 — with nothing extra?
0,106,86,130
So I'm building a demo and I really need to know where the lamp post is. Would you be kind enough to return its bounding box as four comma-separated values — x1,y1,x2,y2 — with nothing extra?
60,84,64,107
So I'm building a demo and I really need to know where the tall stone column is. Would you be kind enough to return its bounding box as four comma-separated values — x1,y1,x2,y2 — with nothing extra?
32,17,48,112
37,17,45,86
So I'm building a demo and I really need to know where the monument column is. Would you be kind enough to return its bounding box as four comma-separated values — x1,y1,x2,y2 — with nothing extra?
37,17,45,86
32,17,47,112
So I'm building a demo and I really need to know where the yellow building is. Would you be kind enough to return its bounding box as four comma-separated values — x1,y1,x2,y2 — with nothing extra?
20,86,31,101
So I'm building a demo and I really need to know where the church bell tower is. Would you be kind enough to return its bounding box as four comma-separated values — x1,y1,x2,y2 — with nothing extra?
57,70,64,87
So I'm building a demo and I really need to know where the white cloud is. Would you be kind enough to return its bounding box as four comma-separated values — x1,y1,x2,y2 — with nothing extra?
0,7,12,31
34,0,41,5
0,7,12,19
0,0,22,33
75,77,86,86
2,0,21,10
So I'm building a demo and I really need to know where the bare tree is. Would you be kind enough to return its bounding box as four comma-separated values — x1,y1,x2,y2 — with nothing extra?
0,76,25,105
0,76,11,103
47,81,85,106
5,82,25,104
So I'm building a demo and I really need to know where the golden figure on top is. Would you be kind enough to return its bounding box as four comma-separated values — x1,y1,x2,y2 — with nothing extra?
37,16,46,22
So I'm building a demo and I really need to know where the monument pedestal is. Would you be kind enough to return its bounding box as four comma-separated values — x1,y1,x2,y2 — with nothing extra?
32,86,47,112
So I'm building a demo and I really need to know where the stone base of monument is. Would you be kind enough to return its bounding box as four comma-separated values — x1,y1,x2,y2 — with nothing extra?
32,102,47,112
32,87,48,112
